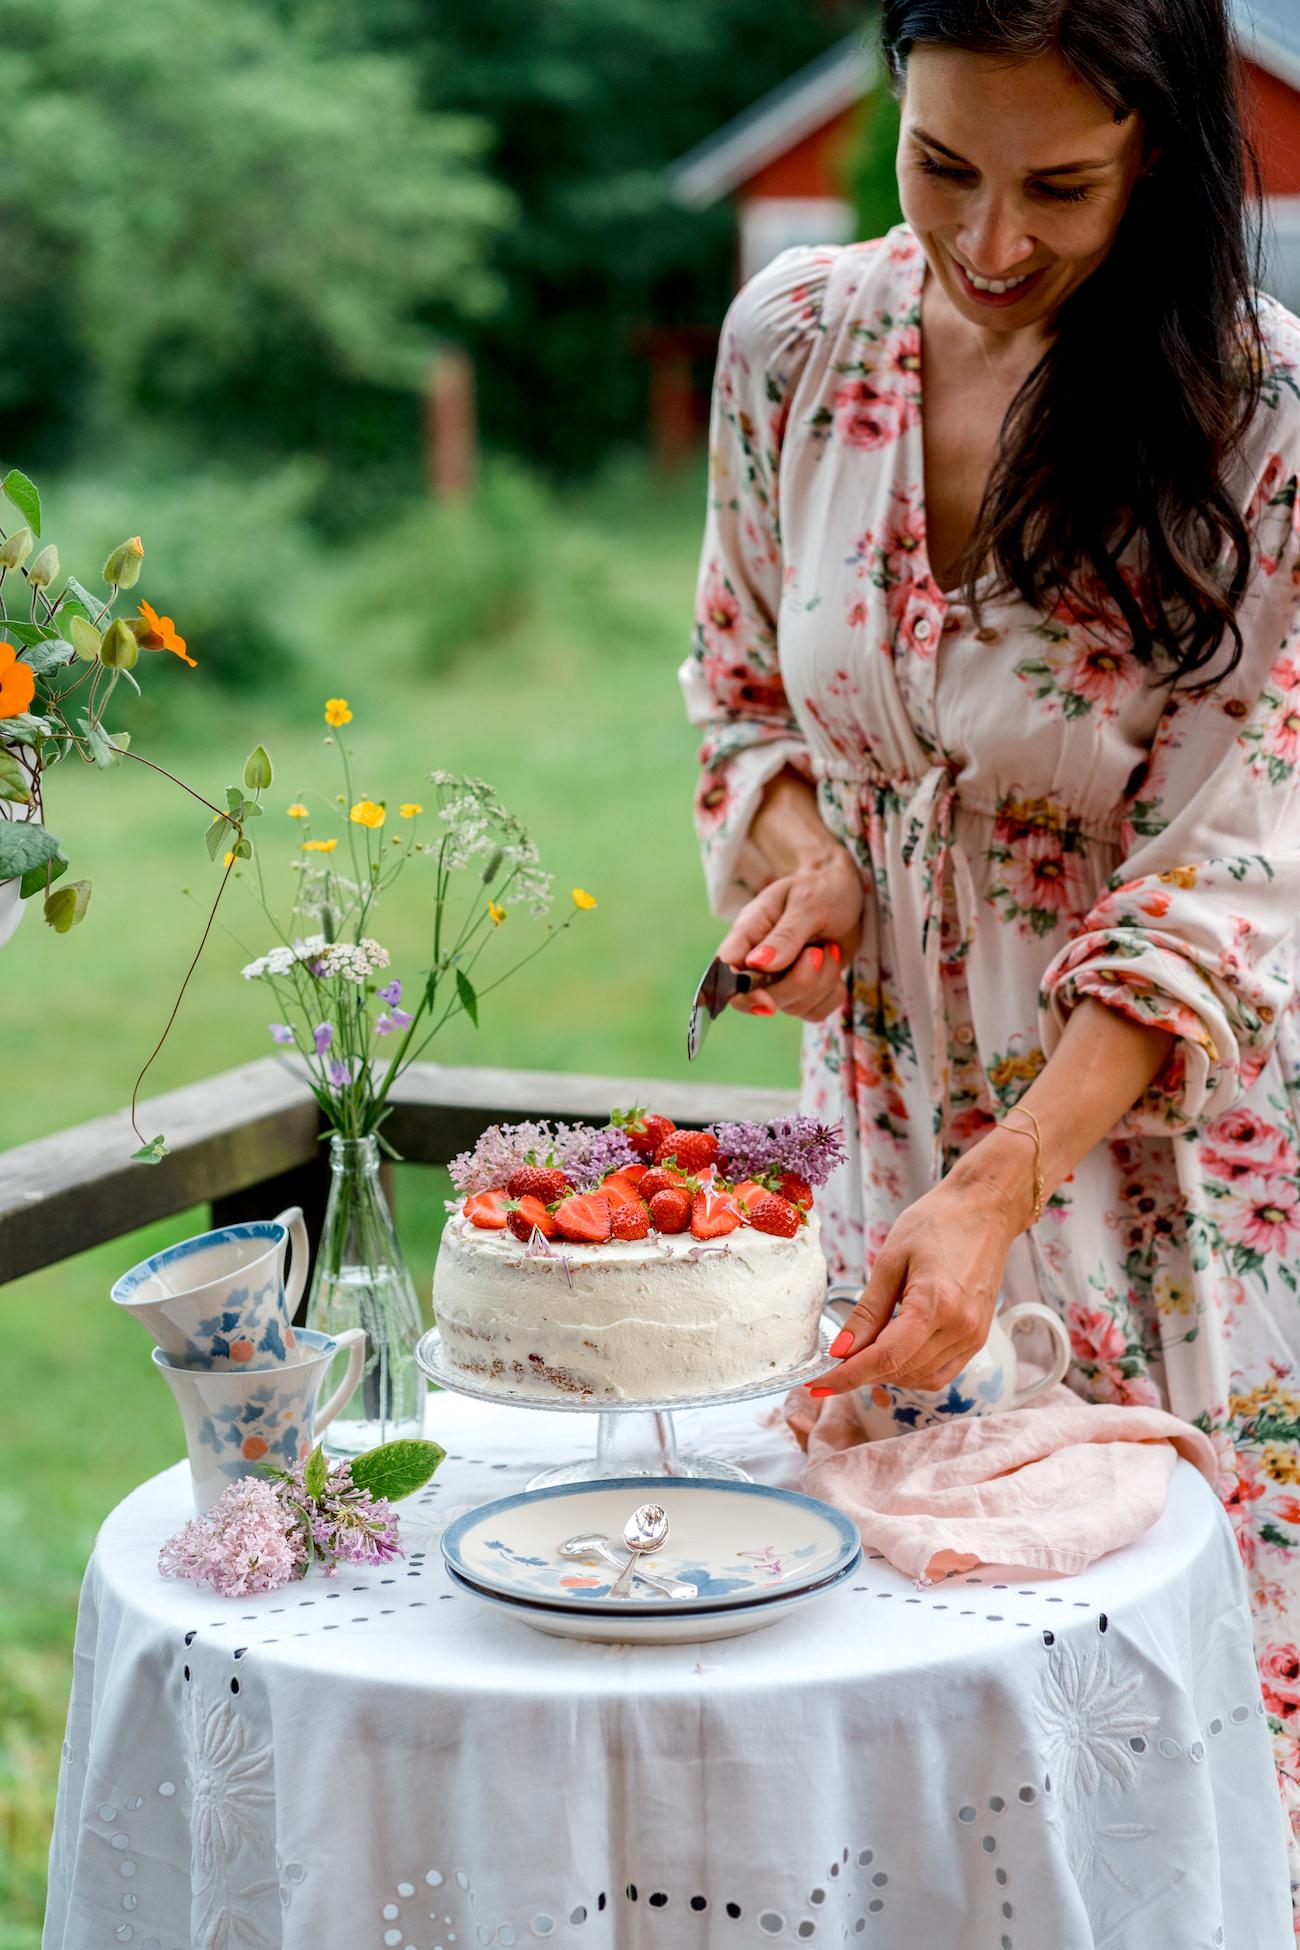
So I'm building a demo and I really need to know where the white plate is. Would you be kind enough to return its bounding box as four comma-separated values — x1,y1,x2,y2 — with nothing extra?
440,1476,862,1615
445,1559,859,1643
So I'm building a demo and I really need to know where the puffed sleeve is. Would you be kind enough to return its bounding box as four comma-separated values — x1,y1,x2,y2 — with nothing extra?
1038,411,1300,1132
679,245,831,919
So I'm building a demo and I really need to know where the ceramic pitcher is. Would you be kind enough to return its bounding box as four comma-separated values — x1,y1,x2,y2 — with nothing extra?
152,1325,366,1512
823,1285,1073,1440
111,1207,309,1368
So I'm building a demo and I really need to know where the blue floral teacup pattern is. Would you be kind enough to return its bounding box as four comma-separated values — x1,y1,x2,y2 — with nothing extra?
153,1326,365,1512
111,1208,309,1369
850,1301,1072,1441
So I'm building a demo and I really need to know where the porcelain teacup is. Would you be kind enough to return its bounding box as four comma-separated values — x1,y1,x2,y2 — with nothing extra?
152,1325,366,1512
824,1286,1073,1440
111,1207,309,1369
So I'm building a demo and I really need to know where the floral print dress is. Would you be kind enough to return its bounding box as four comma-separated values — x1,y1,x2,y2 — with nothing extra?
681,221,1300,1869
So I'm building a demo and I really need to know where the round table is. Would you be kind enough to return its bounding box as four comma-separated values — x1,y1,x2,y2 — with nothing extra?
44,1391,1292,1950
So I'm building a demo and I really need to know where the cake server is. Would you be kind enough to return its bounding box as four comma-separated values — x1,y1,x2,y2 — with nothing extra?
687,956,779,1060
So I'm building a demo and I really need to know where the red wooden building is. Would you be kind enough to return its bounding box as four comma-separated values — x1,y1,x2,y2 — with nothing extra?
650,6,1300,468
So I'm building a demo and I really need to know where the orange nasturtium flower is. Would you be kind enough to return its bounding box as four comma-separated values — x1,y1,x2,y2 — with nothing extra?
134,600,196,668
286,803,309,820
349,799,385,829
399,802,423,818
571,887,597,910
324,698,352,727
0,642,36,719
302,837,339,853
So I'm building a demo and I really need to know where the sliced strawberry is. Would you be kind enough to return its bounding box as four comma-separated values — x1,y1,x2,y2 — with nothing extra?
507,1164,571,1203
601,1165,648,1202
730,1178,769,1216
648,1187,692,1234
654,1129,719,1174
507,1195,558,1242
775,1171,814,1208
638,1166,686,1203
748,1193,800,1238
691,1189,742,1239
610,1200,650,1241
464,1189,511,1230
554,1193,613,1244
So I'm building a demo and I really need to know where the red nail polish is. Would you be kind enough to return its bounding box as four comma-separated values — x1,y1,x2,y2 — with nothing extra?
747,945,776,968
809,946,825,972
751,994,777,1016
829,1329,855,1358
828,942,842,964
806,1385,835,1397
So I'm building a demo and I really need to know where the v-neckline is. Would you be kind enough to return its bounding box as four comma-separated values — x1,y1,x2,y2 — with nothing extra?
909,239,1002,609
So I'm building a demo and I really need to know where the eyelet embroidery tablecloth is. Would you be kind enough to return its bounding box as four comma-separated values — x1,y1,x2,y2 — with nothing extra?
43,1392,1292,1949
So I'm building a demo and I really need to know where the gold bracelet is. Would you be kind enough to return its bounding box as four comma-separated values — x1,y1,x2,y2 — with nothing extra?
1000,1105,1044,1226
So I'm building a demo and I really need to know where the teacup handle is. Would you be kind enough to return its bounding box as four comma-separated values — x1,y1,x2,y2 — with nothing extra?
274,1205,310,1317
1002,1302,1072,1408
312,1327,366,1435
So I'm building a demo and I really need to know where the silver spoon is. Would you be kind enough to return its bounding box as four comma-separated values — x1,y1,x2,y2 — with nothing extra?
559,1532,696,1600
608,1502,671,1601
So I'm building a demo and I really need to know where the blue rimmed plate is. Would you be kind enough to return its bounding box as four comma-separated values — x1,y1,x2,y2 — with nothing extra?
440,1477,862,1616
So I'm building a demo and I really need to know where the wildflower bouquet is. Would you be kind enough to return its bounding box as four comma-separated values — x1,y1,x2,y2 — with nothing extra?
236,697,595,1147
158,1436,443,1598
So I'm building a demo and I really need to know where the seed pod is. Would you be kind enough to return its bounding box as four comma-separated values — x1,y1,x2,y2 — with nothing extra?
69,616,102,663
0,527,33,572
99,619,139,670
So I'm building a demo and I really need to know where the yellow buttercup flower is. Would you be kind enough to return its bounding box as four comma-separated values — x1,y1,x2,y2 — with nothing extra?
571,887,597,911
400,802,423,819
302,837,339,853
488,900,507,926
223,850,236,867
324,698,352,727
287,803,309,820
350,799,385,829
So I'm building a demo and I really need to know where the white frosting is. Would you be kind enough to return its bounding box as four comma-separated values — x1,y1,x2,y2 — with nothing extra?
433,1210,827,1401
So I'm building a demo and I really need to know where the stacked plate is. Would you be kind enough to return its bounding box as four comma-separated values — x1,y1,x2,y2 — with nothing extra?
441,1478,862,1643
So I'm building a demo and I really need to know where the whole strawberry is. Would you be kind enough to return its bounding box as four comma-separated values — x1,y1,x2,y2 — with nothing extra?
612,1106,677,1161
610,1201,651,1241
775,1171,813,1208
638,1166,687,1204
507,1164,572,1203
648,1187,692,1234
654,1129,719,1174
748,1193,801,1238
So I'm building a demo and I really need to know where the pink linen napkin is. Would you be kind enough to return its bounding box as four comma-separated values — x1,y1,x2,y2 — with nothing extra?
778,1385,1221,1583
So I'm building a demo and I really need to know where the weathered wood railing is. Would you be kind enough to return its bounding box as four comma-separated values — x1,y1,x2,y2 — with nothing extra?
0,1058,799,1285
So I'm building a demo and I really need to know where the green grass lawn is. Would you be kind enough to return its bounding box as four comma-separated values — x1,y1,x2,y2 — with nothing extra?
0,457,804,1943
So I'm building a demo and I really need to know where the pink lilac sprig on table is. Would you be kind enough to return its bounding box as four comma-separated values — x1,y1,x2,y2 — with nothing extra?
158,1460,404,1597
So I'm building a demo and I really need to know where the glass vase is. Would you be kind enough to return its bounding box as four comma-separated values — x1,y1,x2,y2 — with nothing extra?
305,1134,426,1454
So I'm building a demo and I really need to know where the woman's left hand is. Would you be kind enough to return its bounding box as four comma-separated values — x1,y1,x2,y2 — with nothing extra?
815,1175,1020,1394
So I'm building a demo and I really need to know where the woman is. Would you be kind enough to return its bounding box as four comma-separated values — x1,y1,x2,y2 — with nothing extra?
682,0,1300,1875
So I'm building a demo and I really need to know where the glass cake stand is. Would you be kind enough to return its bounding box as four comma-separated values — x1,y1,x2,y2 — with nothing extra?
415,1298,853,1490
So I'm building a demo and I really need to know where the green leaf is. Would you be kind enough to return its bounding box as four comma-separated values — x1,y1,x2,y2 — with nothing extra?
79,717,129,767
18,850,66,900
0,621,50,647
455,967,478,1026
1,712,51,748
0,750,30,803
205,815,234,861
233,836,253,860
2,468,40,537
243,745,273,791
348,1438,445,1503
131,1135,169,1165
59,579,100,621
44,878,91,932
18,638,74,676
0,818,59,876
226,785,245,813
304,1444,328,1501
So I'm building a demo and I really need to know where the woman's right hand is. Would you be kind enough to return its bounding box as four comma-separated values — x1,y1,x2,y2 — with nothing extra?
716,845,863,1022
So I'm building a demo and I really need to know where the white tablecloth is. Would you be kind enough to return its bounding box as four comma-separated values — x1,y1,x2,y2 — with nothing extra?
44,1391,1293,1950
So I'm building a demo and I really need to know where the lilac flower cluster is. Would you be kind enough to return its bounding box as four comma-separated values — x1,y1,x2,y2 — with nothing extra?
157,1459,403,1598
449,1119,637,1194
713,1115,847,1187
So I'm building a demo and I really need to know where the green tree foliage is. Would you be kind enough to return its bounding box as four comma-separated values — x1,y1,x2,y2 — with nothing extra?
0,0,512,488
848,84,904,243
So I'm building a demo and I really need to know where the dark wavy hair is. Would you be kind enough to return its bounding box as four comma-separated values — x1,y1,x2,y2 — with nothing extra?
880,0,1265,684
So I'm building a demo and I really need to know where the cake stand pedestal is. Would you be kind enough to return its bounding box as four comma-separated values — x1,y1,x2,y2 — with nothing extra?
415,1304,849,1490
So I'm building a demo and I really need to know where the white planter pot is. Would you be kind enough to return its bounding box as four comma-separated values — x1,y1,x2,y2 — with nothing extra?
0,746,34,949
